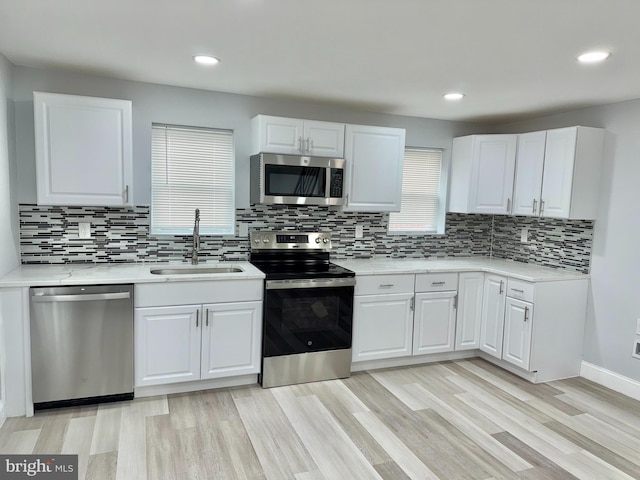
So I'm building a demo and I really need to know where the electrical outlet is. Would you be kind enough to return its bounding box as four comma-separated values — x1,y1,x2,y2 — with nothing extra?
239,223,248,237
355,224,364,239
636,318,640,335
78,222,91,239
520,228,528,243
633,336,640,360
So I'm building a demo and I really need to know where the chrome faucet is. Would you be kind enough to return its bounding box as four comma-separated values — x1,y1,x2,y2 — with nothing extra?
191,208,200,265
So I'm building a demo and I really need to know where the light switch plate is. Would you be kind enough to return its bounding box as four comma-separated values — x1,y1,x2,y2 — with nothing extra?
239,223,248,237
78,222,91,239
355,224,364,239
633,336,640,360
520,228,528,243
636,318,640,335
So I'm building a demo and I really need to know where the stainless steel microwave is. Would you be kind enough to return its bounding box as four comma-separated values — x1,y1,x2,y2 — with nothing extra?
250,153,346,206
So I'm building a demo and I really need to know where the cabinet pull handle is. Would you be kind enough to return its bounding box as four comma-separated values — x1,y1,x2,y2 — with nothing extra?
507,198,511,213
124,185,129,203
511,288,524,293
305,137,311,153
298,137,303,153
453,294,458,309
196,310,199,327
532,198,537,214
379,284,394,288
431,281,446,286
410,297,414,311
524,306,529,322
540,199,545,213
499,280,504,294
206,309,209,327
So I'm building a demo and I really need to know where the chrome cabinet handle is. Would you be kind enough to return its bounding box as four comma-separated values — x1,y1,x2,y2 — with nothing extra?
511,288,524,293
524,306,529,322
540,199,545,213
124,185,129,203
499,280,504,294
532,198,537,214
206,309,209,327
410,297,414,311
507,198,511,213
431,281,446,286
453,295,458,309
305,137,310,153
298,137,303,152
196,310,199,328
379,284,395,288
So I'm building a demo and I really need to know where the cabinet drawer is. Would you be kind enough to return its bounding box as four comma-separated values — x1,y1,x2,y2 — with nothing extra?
415,273,458,292
136,280,263,307
355,274,414,296
506,278,534,302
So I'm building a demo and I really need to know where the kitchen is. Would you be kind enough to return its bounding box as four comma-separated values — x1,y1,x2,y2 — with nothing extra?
1,1,640,479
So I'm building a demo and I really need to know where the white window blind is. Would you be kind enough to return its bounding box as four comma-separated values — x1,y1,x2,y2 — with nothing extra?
388,148,444,234
151,124,235,235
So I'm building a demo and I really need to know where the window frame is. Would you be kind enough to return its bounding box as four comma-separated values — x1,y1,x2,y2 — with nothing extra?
387,146,449,236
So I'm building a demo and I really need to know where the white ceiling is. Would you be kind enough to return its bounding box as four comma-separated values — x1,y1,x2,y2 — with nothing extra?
1,0,638,123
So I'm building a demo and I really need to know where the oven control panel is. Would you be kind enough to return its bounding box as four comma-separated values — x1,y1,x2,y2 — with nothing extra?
250,231,332,250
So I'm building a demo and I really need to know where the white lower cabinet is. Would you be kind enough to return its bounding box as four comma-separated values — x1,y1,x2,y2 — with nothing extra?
413,291,457,355
352,293,414,361
136,301,262,386
454,272,484,350
502,297,533,370
479,275,507,358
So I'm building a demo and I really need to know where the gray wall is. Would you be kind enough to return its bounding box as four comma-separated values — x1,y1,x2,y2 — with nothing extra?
499,100,640,382
12,66,484,208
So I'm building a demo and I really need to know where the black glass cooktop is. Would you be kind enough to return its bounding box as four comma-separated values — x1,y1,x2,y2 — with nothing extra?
249,251,354,281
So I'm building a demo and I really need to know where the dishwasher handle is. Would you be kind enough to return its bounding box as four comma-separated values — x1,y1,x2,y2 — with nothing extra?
32,292,131,303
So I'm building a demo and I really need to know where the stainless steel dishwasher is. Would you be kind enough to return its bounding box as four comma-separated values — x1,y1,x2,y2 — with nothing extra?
30,284,134,409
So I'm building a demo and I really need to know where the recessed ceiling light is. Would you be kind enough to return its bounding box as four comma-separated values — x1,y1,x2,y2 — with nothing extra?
443,92,465,101
193,55,220,65
577,51,611,63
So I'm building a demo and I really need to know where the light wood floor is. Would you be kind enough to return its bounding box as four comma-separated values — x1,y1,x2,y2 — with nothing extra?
2,358,640,480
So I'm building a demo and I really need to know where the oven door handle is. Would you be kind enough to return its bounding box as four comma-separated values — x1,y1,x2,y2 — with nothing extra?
266,277,356,290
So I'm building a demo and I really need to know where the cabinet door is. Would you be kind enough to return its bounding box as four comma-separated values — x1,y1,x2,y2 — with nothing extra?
201,301,262,379
344,124,406,212
33,92,133,206
540,127,577,218
134,305,201,386
413,291,457,355
503,298,533,370
512,131,546,216
455,272,484,350
252,115,304,154
352,293,413,362
469,135,517,214
304,120,345,157
479,275,506,358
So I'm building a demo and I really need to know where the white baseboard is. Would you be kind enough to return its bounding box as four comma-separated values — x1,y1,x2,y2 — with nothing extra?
351,350,476,372
0,401,6,429
580,361,640,402
134,374,258,398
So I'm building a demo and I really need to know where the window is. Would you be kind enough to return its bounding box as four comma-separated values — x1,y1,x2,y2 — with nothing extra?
388,147,446,234
151,124,234,235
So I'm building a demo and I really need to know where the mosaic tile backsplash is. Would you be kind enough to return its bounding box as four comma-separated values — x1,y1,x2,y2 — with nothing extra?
19,204,593,273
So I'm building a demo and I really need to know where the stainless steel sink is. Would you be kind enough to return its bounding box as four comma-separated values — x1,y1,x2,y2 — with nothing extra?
150,267,243,275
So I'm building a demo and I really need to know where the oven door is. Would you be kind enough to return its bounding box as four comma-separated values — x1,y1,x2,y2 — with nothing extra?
263,278,355,357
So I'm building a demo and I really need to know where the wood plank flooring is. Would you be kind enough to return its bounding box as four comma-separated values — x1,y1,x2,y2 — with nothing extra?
1,358,640,479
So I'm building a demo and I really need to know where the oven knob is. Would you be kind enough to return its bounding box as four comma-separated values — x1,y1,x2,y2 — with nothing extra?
315,237,321,244
262,238,269,244
253,238,260,244
322,238,329,244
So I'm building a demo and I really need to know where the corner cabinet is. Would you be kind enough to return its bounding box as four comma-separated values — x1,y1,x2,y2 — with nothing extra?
449,134,517,215
251,115,345,157
33,92,133,206
343,124,406,212
512,126,604,219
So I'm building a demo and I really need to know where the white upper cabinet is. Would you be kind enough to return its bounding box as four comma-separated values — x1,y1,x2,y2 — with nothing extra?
33,92,133,206
251,115,344,157
449,134,518,215
343,124,406,212
512,131,547,216
539,126,604,219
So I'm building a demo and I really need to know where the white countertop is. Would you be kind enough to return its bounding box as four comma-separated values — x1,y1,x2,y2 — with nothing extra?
0,261,265,287
0,257,588,287
334,257,588,282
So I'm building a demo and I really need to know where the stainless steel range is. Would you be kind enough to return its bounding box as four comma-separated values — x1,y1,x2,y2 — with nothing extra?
249,231,355,388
